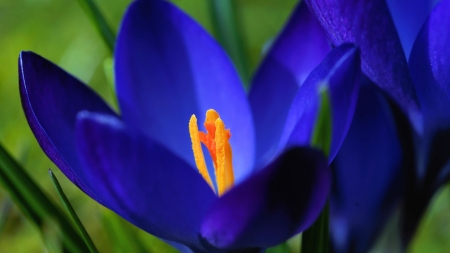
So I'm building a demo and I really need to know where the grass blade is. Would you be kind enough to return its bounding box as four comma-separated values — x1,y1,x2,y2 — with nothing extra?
0,197,13,235
102,209,148,253
49,169,99,253
266,242,291,253
0,143,89,253
311,84,332,156
301,203,329,253
210,0,250,86
75,0,116,52
303,85,332,253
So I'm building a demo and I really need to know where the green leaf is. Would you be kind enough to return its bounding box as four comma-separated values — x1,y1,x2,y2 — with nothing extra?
0,143,89,253
210,0,250,86
266,242,291,253
49,169,99,253
301,203,329,253
42,217,63,253
75,0,116,52
102,208,182,253
310,84,332,157
102,57,119,110
303,85,332,253
0,197,13,235
101,209,148,253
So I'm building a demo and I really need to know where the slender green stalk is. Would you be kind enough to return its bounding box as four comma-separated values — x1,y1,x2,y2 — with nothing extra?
301,203,330,253
76,0,116,52
210,0,250,87
102,210,148,253
302,85,332,253
266,242,290,253
0,198,13,235
49,170,99,253
103,57,119,110
76,0,118,106
311,85,332,157
0,143,88,252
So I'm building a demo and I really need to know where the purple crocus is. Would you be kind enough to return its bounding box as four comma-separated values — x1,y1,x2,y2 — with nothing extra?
19,0,360,252
306,0,450,252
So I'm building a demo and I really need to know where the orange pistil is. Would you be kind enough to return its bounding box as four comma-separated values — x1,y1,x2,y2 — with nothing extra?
189,109,234,196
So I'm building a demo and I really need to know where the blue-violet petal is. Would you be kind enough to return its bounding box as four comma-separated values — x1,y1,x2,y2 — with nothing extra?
19,51,118,202
115,0,254,181
75,112,217,251
249,1,330,165
201,147,330,249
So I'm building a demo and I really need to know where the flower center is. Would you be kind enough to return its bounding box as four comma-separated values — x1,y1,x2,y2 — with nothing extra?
189,109,234,196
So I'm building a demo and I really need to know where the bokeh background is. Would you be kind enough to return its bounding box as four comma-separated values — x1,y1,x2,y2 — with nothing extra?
0,0,449,252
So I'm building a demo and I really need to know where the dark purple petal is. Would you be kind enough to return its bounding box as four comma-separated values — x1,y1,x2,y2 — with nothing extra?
331,81,408,253
115,0,254,182
386,0,439,58
305,0,420,120
18,51,117,202
401,126,450,245
278,44,360,163
402,2,450,242
249,1,330,165
75,112,217,251
201,147,330,249
409,0,450,132
428,130,450,186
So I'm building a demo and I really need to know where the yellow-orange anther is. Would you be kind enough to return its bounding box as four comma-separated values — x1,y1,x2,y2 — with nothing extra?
189,115,215,192
214,118,234,194
188,109,234,196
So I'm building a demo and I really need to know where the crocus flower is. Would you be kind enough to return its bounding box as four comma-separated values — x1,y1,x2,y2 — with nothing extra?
19,0,360,252
306,0,450,252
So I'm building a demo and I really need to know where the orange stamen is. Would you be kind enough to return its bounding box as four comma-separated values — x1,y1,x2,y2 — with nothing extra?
188,109,234,196
189,115,215,192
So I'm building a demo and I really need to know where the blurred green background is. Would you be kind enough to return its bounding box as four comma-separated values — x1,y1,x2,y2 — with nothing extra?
0,0,449,252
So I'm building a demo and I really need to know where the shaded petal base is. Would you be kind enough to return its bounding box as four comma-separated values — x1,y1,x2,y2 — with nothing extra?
76,112,217,250
331,81,407,253
201,147,330,249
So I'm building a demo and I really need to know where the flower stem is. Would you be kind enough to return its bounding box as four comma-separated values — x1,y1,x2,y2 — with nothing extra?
210,0,250,87
0,143,89,252
49,170,99,253
75,0,116,52
301,202,329,253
